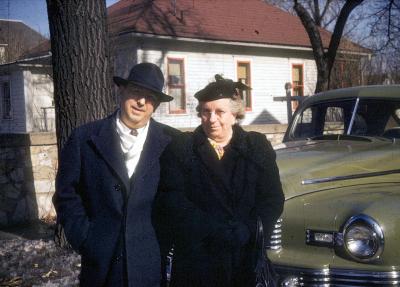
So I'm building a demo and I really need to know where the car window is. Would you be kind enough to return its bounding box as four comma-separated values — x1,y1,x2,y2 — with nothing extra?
288,98,400,141
357,100,400,138
292,107,314,138
323,107,345,135
384,112,399,130
381,107,400,138
290,99,354,140
396,109,400,119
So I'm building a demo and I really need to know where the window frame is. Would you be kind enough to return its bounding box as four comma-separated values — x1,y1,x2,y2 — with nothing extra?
167,57,186,114
237,61,252,111
291,63,304,111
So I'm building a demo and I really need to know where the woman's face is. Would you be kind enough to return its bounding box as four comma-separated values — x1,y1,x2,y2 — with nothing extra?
199,98,236,142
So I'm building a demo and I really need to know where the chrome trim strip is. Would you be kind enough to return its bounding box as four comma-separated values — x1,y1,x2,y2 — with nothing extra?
276,265,400,285
347,97,360,135
301,169,400,185
269,246,281,250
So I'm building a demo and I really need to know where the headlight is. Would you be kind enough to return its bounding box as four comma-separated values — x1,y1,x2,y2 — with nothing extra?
342,214,384,262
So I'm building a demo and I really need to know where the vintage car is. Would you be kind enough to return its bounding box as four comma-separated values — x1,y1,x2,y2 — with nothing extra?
268,85,400,286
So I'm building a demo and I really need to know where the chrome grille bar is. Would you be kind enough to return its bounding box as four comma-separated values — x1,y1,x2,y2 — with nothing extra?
275,265,400,286
267,218,282,250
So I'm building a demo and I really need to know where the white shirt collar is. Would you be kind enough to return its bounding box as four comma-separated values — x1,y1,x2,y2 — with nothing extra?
115,111,151,177
116,111,147,137
115,111,150,153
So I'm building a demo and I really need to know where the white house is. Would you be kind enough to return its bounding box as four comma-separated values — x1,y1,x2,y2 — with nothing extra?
0,0,370,133
0,55,53,133
0,20,52,133
108,0,370,128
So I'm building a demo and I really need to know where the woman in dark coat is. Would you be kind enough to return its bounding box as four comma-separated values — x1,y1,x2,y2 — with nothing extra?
155,75,285,287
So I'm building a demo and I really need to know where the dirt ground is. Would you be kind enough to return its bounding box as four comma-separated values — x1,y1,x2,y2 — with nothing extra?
0,220,80,287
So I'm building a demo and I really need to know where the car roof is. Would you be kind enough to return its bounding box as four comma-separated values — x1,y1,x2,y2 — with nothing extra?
303,85,400,106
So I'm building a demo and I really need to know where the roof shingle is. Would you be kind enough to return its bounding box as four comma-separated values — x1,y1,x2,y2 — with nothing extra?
107,0,368,53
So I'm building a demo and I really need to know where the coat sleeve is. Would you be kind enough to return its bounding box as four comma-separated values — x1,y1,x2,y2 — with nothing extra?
53,129,90,252
249,134,285,241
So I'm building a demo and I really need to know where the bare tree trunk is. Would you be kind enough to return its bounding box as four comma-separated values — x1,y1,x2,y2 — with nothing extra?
47,0,114,149
293,0,364,93
46,0,114,247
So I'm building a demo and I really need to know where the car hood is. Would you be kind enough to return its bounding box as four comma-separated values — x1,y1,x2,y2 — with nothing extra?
301,183,400,231
275,139,400,200
270,183,400,269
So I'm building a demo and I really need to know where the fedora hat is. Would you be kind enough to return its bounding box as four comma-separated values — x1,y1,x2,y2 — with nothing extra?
113,62,173,102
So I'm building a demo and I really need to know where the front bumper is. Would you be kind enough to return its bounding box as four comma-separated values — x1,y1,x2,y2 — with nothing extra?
275,265,400,286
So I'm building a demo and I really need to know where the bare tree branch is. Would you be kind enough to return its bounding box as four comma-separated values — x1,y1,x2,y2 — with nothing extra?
326,0,364,69
320,0,333,22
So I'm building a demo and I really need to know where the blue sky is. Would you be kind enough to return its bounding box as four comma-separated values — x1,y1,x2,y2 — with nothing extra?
0,0,119,38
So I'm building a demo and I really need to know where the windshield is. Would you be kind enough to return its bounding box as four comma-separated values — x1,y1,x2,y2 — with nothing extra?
287,98,400,141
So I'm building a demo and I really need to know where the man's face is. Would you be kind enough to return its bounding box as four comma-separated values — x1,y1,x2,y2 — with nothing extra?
119,85,157,129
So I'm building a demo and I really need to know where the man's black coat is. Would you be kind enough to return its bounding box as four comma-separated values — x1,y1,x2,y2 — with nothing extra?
54,112,178,287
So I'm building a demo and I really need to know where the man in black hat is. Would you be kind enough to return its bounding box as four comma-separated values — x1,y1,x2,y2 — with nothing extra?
53,62,180,287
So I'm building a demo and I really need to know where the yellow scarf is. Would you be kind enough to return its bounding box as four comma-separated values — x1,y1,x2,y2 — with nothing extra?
208,138,225,160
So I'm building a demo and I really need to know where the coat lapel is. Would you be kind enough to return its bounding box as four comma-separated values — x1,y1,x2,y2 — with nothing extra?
131,119,172,192
90,112,129,213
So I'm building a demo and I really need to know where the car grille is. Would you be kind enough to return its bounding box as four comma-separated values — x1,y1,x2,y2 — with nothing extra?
267,218,282,250
275,265,400,286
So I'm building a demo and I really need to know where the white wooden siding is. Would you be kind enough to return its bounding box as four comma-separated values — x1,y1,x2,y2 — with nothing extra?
0,70,26,133
27,71,54,132
115,43,318,128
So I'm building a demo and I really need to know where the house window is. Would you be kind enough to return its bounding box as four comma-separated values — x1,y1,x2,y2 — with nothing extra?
292,64,304,111
292,64,304,96
167,58,185,113
1,81,11,119
237,62,251,110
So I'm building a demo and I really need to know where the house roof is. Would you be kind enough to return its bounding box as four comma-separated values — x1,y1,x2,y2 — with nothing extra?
107,0,369,53
0,19,48,62
21,40,51,59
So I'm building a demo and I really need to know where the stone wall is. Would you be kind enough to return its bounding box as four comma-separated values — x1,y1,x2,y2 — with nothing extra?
0,133,57,227
29,133,58,220
242,124,288,146
0,124,287,227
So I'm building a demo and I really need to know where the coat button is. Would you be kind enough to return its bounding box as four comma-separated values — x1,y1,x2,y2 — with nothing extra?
114,184,121,191
114,254,122,262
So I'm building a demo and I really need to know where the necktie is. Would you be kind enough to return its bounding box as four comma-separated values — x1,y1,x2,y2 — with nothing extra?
130,129,138,136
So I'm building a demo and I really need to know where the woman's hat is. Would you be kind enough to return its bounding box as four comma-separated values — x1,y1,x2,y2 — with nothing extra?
194,74,251,102
113,62,173,102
